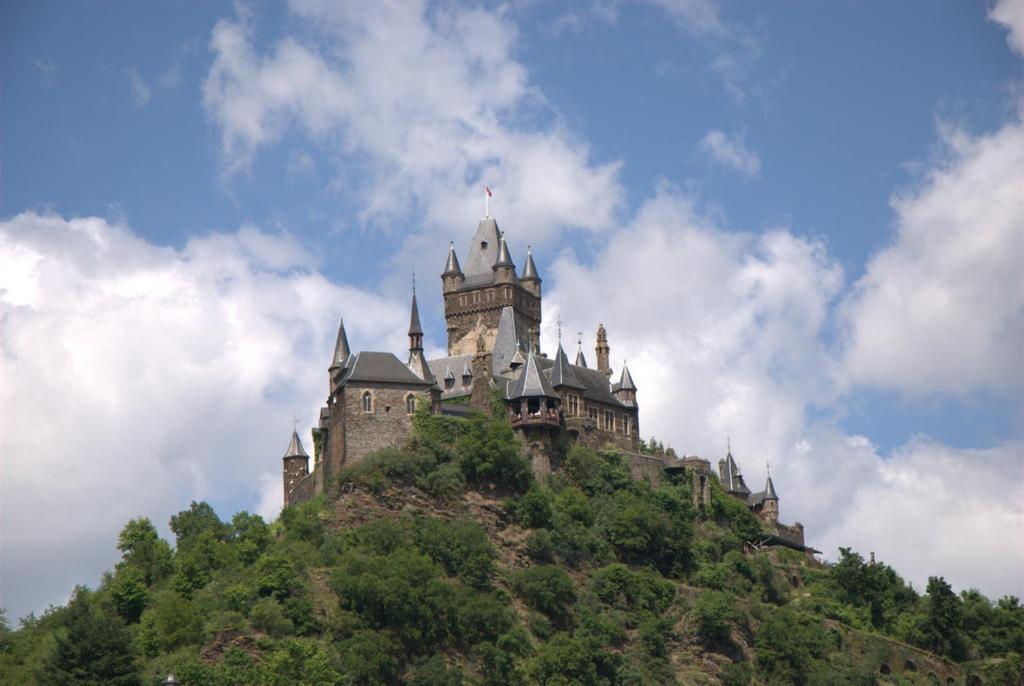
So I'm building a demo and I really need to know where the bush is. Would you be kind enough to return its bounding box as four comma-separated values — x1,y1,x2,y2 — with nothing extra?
456,413,533,492
525,529,555,562
424,462,466,500
340,448,438,492
511,565,576,626
514,485,555,529
588,564,675,614
337,630,401,685
280,496,326,547
527,631,620,685
408,655,465,686
415,517,496,589
693,591,736,647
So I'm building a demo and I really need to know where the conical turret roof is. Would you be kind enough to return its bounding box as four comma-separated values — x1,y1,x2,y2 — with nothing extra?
493,237,515,270
550,343,585,389
442,242,463,276
617,362,637,391
283,430,308,459
765,475,778,500
408,293,423,337
464,217,502,276
329,318,351,370
509,349,559,400
575,344,588,368
522,247,540,281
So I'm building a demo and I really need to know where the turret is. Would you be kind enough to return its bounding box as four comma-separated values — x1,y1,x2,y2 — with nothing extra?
406,291,433,382
441,242,464,294
575,334,588,368
328,318,351,393
595,323,611,377
521,246,541,297
613,361,637,405
282,430,310,508
492,237,518,285
762,473,779,524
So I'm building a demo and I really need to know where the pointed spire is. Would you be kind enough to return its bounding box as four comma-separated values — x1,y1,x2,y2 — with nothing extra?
442,241,463,276
493,237,515,269
618,361,637,391
408,292,424,338
522,245,540,281
509,347,559,399
765,474,778,500
283,430,308,459
551,343,585,389
329,318,351,370
575,332,588,367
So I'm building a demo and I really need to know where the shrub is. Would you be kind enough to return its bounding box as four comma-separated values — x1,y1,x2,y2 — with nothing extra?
693,591,736,647
337,630,401,685
588,563,675,614
511,565,576,626
424,461,465,500
408,655,465,686
514,485,555,529
525,529,555,562
339,448,438,492
456,413,533,492
279,496,326,547
415,517,496,589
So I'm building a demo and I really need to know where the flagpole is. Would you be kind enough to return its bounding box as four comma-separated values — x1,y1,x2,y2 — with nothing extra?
485,185,490,217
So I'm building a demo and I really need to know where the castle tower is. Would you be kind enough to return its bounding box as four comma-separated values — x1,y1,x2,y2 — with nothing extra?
406,291,433,382
761,474,779,524
521,246,541,298
613,361,637,406
595,323,611,377
328,318,351,393
441,216,541,356
282,430,310,508
441,242,464,294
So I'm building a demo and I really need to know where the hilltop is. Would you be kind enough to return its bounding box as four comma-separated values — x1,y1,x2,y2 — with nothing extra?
1,408,1021,685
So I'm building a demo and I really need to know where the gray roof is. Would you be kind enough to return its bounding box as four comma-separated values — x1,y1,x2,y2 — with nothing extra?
765,475,778,499
442,242,463,277
493,237,515,271
522,249,540,281
550,343,585,390
571,363,625,406
491,307,525,373
329,318,351,370
408,293,423,336
617,362,637,391
510,348,526,368
427,354,475,399
407,350,434,383
508,350,559,400
575,344,588,368
283,430,308,459
718,451,751,495
464,217,502,277
344,351,435,386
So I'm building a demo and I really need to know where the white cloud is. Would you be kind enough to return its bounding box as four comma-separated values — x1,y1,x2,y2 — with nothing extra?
201,1,623,243
547,185,1023,599
0,212,409,621
699,129,762,177
127,67,152,108
842,118,1024,394
990,0,1024,56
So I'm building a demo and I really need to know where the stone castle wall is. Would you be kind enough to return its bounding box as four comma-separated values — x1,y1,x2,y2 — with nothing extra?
341,383,432,467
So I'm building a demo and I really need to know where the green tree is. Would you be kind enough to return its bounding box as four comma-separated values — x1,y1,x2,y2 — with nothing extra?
169,500,225,550
40,587,140,686
923,576,966,660
116,518,172,585
108,566,150,623
511,565,576,626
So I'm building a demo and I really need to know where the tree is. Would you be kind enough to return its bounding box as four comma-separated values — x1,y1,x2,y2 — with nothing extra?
116,518,172,585
40,587,140,686
169,500,225,550
511,565,576,626
923,576,966,660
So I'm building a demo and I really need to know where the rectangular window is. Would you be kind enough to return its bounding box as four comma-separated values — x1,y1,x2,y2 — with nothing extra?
603,410,614,432
623,415,631,436
588,407,598,421
567,395,579,417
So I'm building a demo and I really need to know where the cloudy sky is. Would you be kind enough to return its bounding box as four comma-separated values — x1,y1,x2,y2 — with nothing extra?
2,0,1022,621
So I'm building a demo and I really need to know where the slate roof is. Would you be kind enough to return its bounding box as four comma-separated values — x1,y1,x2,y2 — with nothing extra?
530,355,627,407
575,344,588,368
427,354,475,400
492,307,525,373
550,343,585,390
329,318,351,370
408,293,423,336
718,451,751,495
442,242,463,277
464,217,502,277
493,237,515,270
617,362,637,391
508,350,559,399
344,351,435,386
522,248,540,281
283,430,308,459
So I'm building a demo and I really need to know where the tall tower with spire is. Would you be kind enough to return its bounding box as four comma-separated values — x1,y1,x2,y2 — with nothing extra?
282,429,310,507
440,216,541,356
595,324,611,377
406,290,433,382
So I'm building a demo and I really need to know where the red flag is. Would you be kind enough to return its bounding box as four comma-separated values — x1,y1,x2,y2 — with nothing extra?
485,185,493,198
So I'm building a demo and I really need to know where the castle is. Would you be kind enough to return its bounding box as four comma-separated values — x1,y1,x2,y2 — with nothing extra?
279,214,809,551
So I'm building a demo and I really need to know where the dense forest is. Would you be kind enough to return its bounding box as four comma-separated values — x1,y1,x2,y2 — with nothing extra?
2,407,1021,685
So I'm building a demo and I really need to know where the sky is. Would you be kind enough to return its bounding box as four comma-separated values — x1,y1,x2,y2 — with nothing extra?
1,0,1022,622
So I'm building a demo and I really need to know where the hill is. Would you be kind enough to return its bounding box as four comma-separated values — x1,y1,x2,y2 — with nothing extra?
1,408,1021,685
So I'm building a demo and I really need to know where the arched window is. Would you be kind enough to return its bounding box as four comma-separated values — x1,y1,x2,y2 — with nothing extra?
362,391,372,413
406,394,417,415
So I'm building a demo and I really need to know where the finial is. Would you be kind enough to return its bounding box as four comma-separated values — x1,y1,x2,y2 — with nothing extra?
727,436,731,454
766,460,771,477
557,316,562,343
577,331,582,346
292,416,299,432
412,270,416,295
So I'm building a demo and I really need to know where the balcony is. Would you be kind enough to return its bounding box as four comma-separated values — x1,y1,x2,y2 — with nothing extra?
509,409,561,429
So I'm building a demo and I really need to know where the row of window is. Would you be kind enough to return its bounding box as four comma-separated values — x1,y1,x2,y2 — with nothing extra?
565,394,633,436
361,391,417,415
449,288,538,310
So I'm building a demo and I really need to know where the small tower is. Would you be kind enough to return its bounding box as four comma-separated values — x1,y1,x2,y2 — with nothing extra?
761,472,779,524
492,237,518,285
282,430,310,508
328,318,351,393
595,323,611,377
520,246,541,298
406,290,433,382
441,242,465,294
613,361,637,406
575,333,588,368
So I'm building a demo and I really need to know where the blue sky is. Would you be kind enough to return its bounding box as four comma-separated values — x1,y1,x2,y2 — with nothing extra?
2,0,1022,620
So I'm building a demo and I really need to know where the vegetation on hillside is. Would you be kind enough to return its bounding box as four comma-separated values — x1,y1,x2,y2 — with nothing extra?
1,407,1021,685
